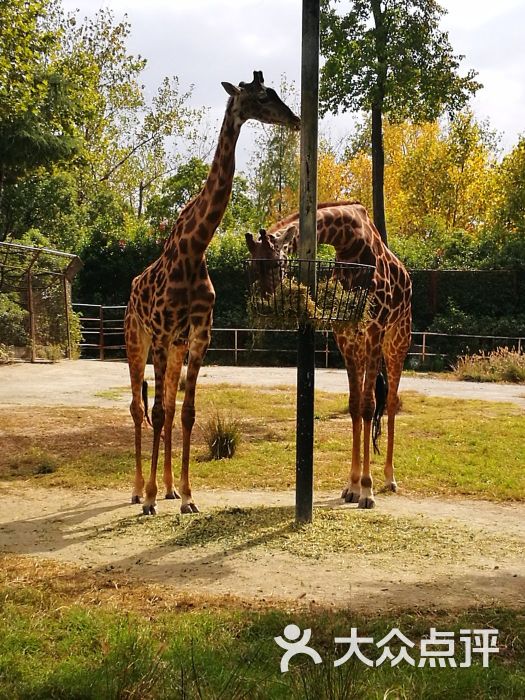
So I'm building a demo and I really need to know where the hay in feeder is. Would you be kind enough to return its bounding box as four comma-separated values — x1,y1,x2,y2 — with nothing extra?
247,278,315,330
248,275,371,331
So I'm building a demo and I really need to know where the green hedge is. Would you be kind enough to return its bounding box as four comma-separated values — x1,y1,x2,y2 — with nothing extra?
411,269,525,333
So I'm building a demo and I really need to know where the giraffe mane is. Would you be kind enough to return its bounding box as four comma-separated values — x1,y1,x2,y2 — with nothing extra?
268,200,363,233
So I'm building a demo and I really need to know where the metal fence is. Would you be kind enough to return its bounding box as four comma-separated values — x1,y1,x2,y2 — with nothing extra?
1,242,83,362
72,303,524,367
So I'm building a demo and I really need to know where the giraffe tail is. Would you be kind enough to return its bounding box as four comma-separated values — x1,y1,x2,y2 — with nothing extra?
142,380,152,427
372,369,388,454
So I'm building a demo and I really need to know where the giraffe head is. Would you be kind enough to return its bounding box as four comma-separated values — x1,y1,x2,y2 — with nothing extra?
245,225,297,295
222,71,300,130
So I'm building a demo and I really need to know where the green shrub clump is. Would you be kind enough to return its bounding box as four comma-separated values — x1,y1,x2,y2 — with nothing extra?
202,413,241,460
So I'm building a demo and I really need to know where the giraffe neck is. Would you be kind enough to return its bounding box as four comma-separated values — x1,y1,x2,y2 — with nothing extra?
166,98,242,259
283,206,383,268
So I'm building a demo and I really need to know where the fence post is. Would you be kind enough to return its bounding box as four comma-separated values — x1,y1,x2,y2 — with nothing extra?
422,332,426,361
63,277,71,359
27,271,36,363
234,328,238,365
99,305,105,361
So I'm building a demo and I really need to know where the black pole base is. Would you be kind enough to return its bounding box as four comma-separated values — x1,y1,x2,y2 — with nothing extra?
295,321,315,523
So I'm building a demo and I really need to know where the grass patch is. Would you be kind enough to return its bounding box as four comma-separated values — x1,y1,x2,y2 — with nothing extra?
0,555,524,699
0,386,524,500
202,412,242,459
95,505,522,563
5,448,59,477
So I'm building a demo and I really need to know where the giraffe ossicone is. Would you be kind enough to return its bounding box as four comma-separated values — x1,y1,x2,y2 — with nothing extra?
125,72,300,515
246,201,412,508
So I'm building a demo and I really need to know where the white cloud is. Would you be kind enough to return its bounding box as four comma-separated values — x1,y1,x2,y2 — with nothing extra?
62,0,525,161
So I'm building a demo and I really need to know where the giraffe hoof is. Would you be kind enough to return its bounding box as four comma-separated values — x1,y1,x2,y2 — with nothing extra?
142,504,157,516
342,490,360,504
131,495,142,504
382,481,397,493
165,490,181,500
180,503,199,514
358,497,376,510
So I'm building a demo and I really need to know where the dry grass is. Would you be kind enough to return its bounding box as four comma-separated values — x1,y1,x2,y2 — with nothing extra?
455,348,525,383
0,385,523,500
0,553,269,615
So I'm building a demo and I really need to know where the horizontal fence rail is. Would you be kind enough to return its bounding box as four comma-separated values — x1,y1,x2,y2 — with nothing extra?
72,303,524,367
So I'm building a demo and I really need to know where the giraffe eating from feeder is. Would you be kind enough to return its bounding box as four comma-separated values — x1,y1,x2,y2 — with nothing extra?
245,201,412,508
125,72,300,515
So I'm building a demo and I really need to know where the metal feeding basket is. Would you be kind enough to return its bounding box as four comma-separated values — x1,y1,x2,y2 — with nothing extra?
244,258,375,330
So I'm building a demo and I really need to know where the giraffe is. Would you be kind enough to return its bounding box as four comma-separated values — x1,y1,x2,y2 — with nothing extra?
245,201,412,508
125,72,300,515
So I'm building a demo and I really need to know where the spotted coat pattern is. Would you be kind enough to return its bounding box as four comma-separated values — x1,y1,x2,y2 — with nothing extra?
246,201,412,508
125,73,300,514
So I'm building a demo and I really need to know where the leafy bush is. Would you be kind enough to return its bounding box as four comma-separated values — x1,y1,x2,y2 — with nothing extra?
0,293,28,346
429,304,525,337
0,343,14,364
454,348,525,383
207,231,249,327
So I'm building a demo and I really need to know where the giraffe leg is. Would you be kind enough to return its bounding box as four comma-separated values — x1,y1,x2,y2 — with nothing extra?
125,315,150,505
163,343,187,500
382,333,411,492
341,363,364,504
358,342,383,510
179,334,210,514
335,332,365,504
142,343,168,515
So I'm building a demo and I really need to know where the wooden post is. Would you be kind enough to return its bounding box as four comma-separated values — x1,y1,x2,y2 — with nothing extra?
296,0,320,525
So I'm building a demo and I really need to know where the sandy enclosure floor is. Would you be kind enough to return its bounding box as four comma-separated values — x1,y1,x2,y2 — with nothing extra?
0,484,523,612
1,360,524,408
0,360,523,611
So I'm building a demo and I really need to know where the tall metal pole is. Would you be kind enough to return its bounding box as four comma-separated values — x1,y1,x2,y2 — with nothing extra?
296,0,320,524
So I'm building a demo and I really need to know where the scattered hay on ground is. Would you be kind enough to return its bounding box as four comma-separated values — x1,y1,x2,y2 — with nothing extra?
94,505,523,563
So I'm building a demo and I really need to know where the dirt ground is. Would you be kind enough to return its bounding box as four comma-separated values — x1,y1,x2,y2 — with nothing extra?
0,483,523,612
0,360,524,611
1,359,524,408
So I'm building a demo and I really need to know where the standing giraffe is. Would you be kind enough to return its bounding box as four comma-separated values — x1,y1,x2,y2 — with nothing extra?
245,201,412,508
125,72,300,515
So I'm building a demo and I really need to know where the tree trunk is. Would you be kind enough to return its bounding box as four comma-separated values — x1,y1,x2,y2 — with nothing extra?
138,180,144,218
370,0,388,247
371,105,388,246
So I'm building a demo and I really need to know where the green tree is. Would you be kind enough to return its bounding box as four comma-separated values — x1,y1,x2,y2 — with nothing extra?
320,0,480,245
478,138,525,269
0,0,79,227
59,8,201,207
2,170,86,250
146,157,209,229
220,174,258,233
495,139,525,234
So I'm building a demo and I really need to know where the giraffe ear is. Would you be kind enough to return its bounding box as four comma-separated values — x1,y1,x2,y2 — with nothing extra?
277,224,297,249
245,232,257,254
222,82,240,96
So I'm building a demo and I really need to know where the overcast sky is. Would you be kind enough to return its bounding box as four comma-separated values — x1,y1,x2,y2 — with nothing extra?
62,0,525,168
